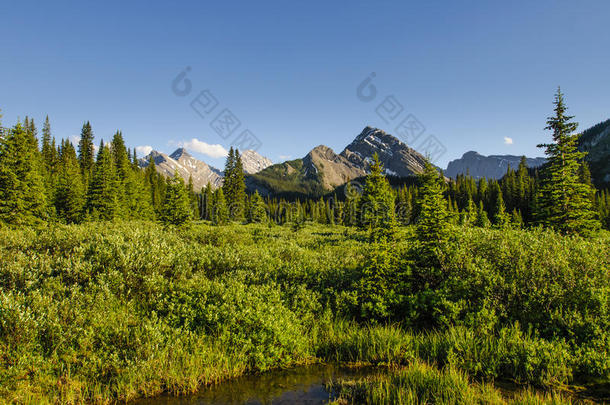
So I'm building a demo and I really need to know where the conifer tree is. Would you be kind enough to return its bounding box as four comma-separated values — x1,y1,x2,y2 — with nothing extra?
78,121,95,184
511,209,523,228
41,116,56,170
110,131,131,218
187,175,199,218
222,147,246,221
358,153,395,232
0,124,47,224
491,182,510,228
160,171,192,226
416,159,450,260
86,141,118,220
55,140,85,223
475,200,490,228
144,156,163,214
343,182,360,226
212,187,229,225
248,191,267,223
536,88,600,236
465,196,478,226
202,182,214,220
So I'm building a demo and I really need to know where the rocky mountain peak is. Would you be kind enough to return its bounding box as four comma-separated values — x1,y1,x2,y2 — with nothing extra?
169,147,192,160
445,152,546,179
341,126,428,177
240,149,273,174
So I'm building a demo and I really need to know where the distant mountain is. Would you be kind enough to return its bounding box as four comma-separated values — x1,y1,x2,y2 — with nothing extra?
445,152,546,179
139,147,273,190
247,126,430,196
240,149,273,174
139,148,223,191
342,127,429,177
579,118,610,185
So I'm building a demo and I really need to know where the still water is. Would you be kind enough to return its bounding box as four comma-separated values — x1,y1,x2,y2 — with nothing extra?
133,364,380,405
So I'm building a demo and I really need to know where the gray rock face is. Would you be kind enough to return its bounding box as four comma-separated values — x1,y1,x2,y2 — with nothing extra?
445,151,546,179
240,149,273,174
579,118,610,185
139,148,223,191
139,147,274,191
340,126,429,177
247,126,432,196
303,145,365,190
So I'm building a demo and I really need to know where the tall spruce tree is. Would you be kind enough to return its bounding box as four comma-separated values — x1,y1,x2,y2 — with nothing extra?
78,121,95,184
160,171,192,226
0,123,47,225
358,153,395,233
415,159,450,262
248,191,267,223
202,182,213,220
536,88,600,236
212,187,229,225
222,147,246,221
490,182,510,228
55,140,85,223
41,116,56,170
144,156,163,214
86,141,118,220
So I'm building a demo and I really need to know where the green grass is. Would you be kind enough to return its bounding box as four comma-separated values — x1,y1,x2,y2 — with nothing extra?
0,221,608,403
329,361,573,405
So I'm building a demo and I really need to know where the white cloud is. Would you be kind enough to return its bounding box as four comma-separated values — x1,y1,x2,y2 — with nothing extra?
278,155,291,160
181,138,228,158
503,137,513,145
136,145,153,156
69,135,80,146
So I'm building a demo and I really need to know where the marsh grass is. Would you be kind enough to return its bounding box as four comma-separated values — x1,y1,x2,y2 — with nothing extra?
330,361,573,405
0,222,608,403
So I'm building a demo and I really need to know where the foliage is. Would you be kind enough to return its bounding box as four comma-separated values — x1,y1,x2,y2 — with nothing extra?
536,88,600,236
0,223,608,403
160,171,192,226
358,153,395,232
0,123,47,225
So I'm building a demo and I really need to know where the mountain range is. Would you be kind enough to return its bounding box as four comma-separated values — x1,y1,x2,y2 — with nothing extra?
138,147,272,191
446,152,546,179
140,119,610,193
247,127,431,196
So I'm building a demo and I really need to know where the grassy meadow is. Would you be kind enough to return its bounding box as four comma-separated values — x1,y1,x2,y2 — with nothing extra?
0,221,609,404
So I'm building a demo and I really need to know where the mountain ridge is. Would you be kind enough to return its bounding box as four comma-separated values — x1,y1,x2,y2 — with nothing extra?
446,151,546,179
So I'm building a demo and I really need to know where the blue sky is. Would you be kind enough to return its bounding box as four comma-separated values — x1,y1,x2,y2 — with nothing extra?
1,0,609,169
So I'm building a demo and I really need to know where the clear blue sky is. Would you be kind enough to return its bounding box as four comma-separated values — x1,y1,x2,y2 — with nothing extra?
1,0,609,169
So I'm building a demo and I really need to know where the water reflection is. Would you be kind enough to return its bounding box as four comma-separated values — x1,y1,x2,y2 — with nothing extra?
135,364,381,405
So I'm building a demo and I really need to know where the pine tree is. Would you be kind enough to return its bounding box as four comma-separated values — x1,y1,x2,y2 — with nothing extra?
248,191,267,223
511,209,523,228
491,182,510,228
416,159,450,260
187,175,199,218
212,187,229,225
222,147,246,221
41,116,56,170
144,156,163,214
475,200,490,228
202,182,214,220
110,131,131,218
0,124,47,224
465,196,478,226
55,140,85,223
358,153,395,233
536,88,600,236
86,141,118,220
160,170,192,226
78,121,95,184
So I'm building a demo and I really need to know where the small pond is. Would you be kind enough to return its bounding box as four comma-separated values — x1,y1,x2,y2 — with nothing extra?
133,364,381,405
